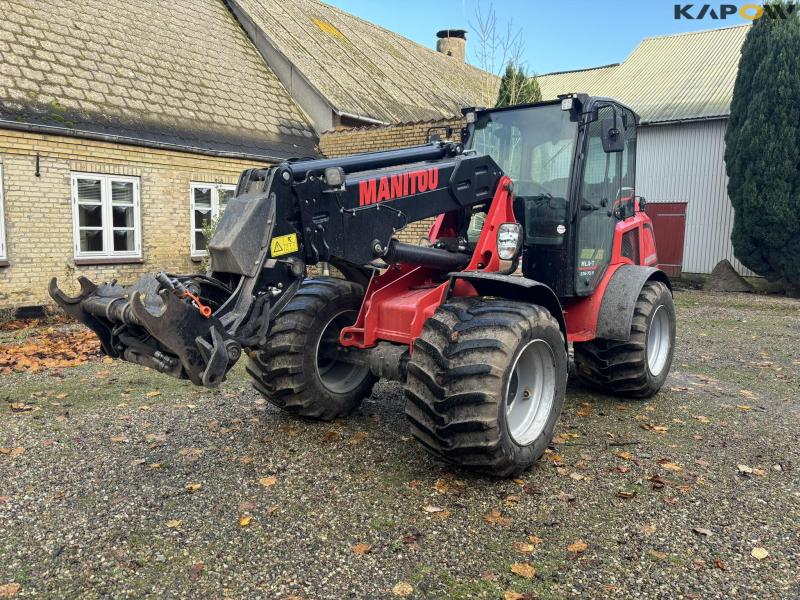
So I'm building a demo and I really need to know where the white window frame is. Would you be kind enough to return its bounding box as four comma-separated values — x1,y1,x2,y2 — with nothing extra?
0,164,6,261
190,182,236,257
71,172,141,260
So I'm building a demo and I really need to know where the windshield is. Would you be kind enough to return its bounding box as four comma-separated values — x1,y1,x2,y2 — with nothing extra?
469,103,578,246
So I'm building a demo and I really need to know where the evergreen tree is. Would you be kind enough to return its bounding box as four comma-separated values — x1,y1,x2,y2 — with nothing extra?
495,63,541,108
725,10,800,291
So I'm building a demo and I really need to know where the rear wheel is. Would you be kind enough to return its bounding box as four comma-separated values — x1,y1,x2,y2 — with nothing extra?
404,297,568,477
247,277,376,420
573,280,675,398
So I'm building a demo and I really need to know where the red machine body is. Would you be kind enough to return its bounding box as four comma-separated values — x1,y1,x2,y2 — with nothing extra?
342,181,659,350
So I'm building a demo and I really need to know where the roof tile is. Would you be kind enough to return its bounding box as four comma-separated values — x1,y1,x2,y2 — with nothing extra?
0,0,317,158
231,0,498,125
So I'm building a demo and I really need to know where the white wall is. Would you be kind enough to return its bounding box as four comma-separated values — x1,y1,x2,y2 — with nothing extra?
636,119,754,276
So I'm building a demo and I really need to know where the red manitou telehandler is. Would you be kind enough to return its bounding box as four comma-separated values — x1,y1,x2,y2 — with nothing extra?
50,94,676,476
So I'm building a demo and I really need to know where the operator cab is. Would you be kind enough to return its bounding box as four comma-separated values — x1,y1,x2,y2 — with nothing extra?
463,94,639,299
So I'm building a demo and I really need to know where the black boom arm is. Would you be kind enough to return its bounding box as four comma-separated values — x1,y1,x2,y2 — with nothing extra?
49,141,503,387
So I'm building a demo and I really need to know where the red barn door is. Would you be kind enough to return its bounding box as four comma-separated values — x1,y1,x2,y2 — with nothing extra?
645,202,687,278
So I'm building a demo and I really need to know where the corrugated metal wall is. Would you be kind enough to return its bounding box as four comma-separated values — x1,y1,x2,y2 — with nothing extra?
636,119,755,276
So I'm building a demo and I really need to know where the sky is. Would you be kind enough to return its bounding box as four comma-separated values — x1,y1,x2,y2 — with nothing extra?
323,0,751,74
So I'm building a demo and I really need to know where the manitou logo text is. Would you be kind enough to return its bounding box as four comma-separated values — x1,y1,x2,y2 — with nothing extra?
674,3,798,19
358,168,440,206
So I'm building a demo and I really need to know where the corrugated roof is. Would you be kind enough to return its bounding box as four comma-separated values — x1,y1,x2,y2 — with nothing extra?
0,0,317,158
229,0,498,125
538,25,749,124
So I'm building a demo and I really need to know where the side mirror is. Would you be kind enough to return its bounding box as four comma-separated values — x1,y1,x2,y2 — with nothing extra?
601,115,625,153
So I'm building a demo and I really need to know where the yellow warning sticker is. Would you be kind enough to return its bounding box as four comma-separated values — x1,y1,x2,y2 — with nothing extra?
270,233,299,257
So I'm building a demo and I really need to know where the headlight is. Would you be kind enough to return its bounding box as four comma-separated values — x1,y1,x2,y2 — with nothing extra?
497,223,522,260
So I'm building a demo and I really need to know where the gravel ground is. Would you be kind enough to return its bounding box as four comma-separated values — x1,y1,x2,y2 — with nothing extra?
1,290,798,599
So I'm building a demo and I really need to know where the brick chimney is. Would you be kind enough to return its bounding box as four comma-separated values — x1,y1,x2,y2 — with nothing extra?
436,29,466,62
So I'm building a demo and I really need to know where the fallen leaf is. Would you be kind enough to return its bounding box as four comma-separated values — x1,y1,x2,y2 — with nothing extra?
423,505,446,513
188,561,204,582
259,476,278,487
503,592,528,600
693,415,710,423
146,390,161,398
558,491,576,502
239,515,252,527
9,403,33,413
714,559,727,570
178,448,202,462
616,490,637,499
165,519,182,529
239,455,254,464
576,403,592,417
569,472,586,481
322,430,340,442
567,539,588,554
149,463,162,469
752,468,767,477
392,582,413,597
95,370,111,379
736,405,752,411
484,509,512,527
613,450,632,460
641,423,669,433
110,435,128,443
185,483,202,493
102,356,114,364
510,562,535,578
648,549,667,560
528,535,543,545
737,464,753,475
513,541,536,554
751,547,769,560
433,479,449,494
350,431,368,445
351,543,372,555
0,583,21,598
692,527,712,537
739,390,757,400
640,523,657,536
658,460,683,473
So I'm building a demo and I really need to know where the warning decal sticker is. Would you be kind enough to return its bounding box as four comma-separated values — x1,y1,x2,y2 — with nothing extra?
270,233,299,257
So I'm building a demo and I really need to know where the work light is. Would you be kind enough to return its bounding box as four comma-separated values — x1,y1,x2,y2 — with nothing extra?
497,223,522,260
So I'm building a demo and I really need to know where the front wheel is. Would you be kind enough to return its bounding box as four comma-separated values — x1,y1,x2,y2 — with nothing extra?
404,297,568,477
573,280,676,398
247,277,376,420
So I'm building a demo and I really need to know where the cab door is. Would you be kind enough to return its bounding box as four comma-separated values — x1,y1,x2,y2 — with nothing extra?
574,105,636,294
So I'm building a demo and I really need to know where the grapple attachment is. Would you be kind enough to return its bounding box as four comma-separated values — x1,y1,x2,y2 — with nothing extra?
49,273,243,386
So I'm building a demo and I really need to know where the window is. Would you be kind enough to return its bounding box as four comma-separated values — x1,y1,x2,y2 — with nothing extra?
190,183,235,256
71,173,141,260
0,164,6,261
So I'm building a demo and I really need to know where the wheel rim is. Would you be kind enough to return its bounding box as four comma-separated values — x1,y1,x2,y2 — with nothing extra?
505,339,557,446
314,310,370,395
646,305,671,376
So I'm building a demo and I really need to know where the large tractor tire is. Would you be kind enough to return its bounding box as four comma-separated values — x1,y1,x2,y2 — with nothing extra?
247,277,376,420
404,297,568,477
573,280,675,398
